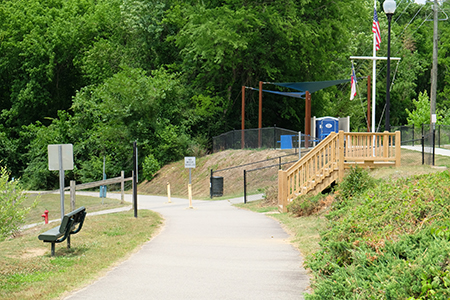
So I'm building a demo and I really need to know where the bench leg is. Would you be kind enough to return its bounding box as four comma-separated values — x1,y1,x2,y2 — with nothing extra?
51,243,55,256
67,234,71,249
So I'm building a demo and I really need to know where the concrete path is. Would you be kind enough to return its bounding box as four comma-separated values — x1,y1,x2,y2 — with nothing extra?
402,145,450,156
64,193,309,299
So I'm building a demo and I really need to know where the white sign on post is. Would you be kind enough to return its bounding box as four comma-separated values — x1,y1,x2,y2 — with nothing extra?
48,144,74,170
184,157,196,169
184,157,196,209
48,144,74,220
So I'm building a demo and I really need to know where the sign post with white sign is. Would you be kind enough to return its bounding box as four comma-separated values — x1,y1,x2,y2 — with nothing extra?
184,157,196,209
432,114,437,166
48,144,74,220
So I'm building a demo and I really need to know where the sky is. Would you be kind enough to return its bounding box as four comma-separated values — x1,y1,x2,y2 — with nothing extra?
415,0,426,4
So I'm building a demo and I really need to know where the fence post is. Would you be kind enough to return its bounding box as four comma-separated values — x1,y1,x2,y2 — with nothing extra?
422,123,424,141
244,170,247,204
412,124,415,146
395,131,401,167
210,169,213,199
438,124,441,148
70,180,76,211
121,171,125,204
133,141,138,218
278,169,287,212
422,133,425,165
273,126,276,149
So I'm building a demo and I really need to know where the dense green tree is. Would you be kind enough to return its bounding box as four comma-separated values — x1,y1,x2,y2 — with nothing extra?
164,0,369,131
1,0,449,189
22,67,194,188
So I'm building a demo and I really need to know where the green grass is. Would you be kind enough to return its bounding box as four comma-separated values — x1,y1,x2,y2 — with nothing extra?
305,170,450,299
401,148,450,167
23,193,129,225
0,210,162,300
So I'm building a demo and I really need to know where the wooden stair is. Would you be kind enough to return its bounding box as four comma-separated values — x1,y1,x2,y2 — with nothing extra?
278,131,401,212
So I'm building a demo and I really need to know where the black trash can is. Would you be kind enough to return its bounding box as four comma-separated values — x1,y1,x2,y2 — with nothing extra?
211,176,223,197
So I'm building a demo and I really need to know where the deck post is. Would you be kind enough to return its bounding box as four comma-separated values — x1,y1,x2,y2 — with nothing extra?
338,131,345,182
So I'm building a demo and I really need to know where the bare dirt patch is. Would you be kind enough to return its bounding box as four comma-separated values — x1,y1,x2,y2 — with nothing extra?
6,248,47,259
139,148,298,199
21,248,47,258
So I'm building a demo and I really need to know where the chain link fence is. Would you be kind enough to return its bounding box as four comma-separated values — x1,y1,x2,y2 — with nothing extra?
213,127,304,152
391,124,450,166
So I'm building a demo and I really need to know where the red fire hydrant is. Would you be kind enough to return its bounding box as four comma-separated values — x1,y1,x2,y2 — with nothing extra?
42,210,49,224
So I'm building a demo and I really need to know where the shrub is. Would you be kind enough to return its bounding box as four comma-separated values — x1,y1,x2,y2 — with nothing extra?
142,154,160,181
335,166,375,205
0,166,36,240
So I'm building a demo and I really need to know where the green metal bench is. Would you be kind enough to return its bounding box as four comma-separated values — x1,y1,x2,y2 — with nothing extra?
38,206,86,256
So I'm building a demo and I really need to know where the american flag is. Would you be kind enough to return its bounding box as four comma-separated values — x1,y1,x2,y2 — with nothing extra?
350,62,357,101
372,8,381,51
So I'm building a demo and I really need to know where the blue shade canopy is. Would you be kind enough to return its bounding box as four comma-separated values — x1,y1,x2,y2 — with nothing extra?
248,87,305,98
271,79,351,93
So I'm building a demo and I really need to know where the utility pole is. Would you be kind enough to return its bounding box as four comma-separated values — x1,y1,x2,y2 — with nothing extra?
430,0,439,121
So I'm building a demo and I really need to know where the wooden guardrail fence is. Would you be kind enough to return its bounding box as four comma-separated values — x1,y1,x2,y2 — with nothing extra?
65,171,132,211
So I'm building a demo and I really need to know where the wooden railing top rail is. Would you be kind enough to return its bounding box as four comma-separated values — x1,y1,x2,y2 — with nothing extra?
285,132,338,177
343,131,397,137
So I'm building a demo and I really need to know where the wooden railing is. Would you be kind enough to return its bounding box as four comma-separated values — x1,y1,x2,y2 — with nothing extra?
278,131,401,212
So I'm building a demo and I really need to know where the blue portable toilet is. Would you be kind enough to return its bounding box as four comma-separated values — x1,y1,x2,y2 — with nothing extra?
316,117,339,140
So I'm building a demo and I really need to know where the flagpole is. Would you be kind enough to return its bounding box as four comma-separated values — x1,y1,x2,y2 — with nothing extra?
350,1,400,135
372,0,377,133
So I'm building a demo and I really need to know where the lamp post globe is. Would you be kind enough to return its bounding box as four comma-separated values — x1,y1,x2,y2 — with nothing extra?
383,0,396,132
383,0,397,15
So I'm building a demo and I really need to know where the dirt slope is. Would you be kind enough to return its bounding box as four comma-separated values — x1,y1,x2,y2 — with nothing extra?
139,149,298,199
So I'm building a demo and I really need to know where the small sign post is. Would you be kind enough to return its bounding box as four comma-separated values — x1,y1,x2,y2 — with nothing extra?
48,144,74,220
184,157,196,208
432,114,437,166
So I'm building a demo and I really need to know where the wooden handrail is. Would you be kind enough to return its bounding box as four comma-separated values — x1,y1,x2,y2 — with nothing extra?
278,131,401,212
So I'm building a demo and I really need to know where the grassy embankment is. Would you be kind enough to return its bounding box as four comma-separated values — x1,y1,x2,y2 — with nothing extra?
238,149,450,299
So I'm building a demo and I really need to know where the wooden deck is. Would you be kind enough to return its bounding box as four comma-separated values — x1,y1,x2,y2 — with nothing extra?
278,131,401,212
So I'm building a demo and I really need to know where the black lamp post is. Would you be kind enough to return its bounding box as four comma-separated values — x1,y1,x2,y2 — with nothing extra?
384,0,396,132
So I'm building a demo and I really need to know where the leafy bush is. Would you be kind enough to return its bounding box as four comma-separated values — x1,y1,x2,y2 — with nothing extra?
306,171,450,299
142,154,160,181
0,166,36,240
335,166,375,206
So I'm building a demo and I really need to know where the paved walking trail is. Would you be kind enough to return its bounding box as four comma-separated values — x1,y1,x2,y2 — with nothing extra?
401,145,450,157
63,192,310,299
